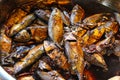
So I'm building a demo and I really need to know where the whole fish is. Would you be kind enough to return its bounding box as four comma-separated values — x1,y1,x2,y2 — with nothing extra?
65,41,84,80
70,4,85,25
44,40,69,70
9,14,36,37
85,53,108,70
14,21,48,43
81,21,118,46
34,9,51,23
0,33,12,54
48,8,64,44
4,9,27,29
14,44,45,74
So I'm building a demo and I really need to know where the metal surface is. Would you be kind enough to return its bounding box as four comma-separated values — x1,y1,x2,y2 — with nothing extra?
93,0,120,13
0,66,16,80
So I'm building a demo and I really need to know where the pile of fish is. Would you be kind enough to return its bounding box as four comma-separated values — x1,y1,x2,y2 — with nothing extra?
0,3,120,80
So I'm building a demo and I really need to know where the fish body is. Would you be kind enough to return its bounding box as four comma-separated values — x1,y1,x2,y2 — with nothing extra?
48,8,64,44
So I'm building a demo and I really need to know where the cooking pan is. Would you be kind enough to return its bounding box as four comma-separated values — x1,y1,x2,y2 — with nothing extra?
0,0,120,80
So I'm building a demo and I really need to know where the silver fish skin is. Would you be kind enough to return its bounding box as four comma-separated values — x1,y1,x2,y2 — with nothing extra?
37,70,65,80
70,4,85,25
48,8,64,44
14,44,45,74
9,14,36,37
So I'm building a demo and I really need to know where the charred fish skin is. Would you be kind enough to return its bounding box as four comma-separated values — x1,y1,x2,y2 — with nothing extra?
83,13,114,28
34,0,71,5
38,60,52,71
85,53,108,70
4,9,27,29
34,9,51,23
83,13,104,28
96,36,112,52
13,22,48,43
0,33,12,54
70,4,85,25
42,0,71,5
48,8,64,44
80,25,105,46
29,59,52,73
1,46,30,66
11,46,30,60
43,40,69,70
92,53,108,70
9,14,36,37
0,29,12,65
65,41,84,80
104,21,118,36
28,26,48,43
33,19,47,26
37,70,65,80
73,27,87,38
13,29,31,42
14,44,45,74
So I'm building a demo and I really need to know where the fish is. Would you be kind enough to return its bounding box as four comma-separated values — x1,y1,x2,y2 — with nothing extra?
38,60,52,71
85,53,108,70
65,41,84,80
70,4,85,25
44,40,70,70
0,33,12,54
34,9,51,23
4,9,27,29
96,36,112,52
61,10,70,26
48,8,64,44
14,29,31,42
83,13,114,28
37,70,65,80
81,25,105,46
14,44,45,74
28,26,48,43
